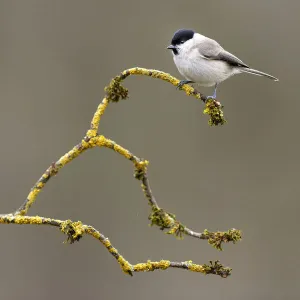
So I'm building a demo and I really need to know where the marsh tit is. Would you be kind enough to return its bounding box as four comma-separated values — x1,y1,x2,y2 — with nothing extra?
167,29,278,99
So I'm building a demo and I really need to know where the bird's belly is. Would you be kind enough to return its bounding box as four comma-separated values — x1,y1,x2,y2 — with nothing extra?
175,56,234,87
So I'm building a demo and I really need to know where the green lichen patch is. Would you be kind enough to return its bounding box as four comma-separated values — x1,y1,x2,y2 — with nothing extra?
203,228,242,250
104,77,129,102
166,221,185,239
60,220,84,243
149,207,174,230
202,260,232,278
203,99,227,126
149,207,185,238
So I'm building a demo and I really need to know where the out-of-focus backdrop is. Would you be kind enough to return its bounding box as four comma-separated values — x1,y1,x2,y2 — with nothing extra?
0,1,298,299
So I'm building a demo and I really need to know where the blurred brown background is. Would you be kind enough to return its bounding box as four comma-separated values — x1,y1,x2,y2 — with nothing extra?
0,0,298,299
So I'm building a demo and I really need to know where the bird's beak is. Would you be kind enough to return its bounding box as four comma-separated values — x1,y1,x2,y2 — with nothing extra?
167,45,176,50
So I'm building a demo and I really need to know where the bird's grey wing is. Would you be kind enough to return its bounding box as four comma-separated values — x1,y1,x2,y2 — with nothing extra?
196,38,249,68
217,50,249,68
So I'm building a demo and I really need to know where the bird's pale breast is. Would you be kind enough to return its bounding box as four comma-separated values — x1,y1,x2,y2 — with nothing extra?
174,50,237,87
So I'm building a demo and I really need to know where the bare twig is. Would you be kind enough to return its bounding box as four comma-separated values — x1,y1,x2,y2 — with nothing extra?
1,68,238,277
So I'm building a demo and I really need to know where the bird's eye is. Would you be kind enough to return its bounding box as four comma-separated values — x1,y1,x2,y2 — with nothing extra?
180,41,185,44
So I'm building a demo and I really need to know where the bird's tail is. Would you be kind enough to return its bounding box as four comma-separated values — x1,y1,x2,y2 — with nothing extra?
240,67,279,81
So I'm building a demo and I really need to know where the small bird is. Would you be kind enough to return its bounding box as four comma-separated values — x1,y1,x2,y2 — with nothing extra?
167,29,278,99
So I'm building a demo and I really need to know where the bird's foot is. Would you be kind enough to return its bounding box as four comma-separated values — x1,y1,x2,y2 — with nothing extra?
206,95,217,101
206,95,217,100
177,80,194,89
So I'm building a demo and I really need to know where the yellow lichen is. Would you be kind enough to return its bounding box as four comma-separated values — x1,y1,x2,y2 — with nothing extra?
90,98,109,132
113,144,131,159
71,221,84,237
80,140,89,149
94,135,107,147
87,137,98,147
12,215,43,225
86,129,96,138
156,260,170,270
58,153,71,166
26,188,41,210
133,260,170,272
84,227,101,240
102,238,112,248
135,160,149,171
60,220,71,232
117,256,133,275
58,146,86,166
133,263,145,272
188,263,205,273
36,182,44,189
108,246,118,254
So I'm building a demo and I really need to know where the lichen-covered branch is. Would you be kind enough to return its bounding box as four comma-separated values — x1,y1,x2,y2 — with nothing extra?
103,67,226,127
1,67,239,277
0,215,231,278
138,169,241,250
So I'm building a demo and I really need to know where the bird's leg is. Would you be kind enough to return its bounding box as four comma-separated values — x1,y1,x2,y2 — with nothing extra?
212,83,218,98
206,83,218,100
177,80,194,89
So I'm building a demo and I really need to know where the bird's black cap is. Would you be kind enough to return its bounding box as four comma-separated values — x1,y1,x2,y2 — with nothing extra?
170,29,195,46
